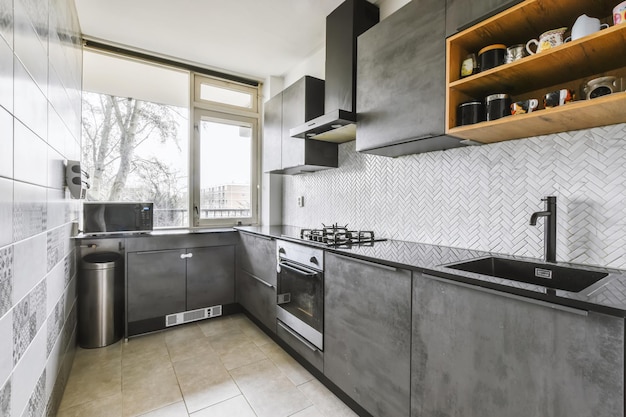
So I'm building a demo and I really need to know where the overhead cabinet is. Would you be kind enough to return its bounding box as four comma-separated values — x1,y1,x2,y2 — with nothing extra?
445,0,523,37
263,76,338,175
356,0,465,157
446,0,626,143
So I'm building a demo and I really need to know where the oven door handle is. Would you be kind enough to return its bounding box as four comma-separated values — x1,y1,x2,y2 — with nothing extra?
277,321,319,352
278,261,318,277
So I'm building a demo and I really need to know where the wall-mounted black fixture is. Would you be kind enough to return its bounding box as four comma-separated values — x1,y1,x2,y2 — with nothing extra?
289,0,379,143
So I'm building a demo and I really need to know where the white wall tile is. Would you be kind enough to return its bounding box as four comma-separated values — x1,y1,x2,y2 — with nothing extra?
45,261,64,317
283,124,626,270
11,324,46,417
0,309,12,388
0,178,13,248
0,106,12,179
13,0,48,94
13,58,47,141
0,38,12,114
13,120,47,186
12,233,46,306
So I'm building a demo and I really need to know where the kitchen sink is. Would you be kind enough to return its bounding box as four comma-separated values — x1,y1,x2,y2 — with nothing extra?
445,256,608,293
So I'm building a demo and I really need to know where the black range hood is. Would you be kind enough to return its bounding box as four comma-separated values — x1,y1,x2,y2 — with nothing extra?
290,0,379,143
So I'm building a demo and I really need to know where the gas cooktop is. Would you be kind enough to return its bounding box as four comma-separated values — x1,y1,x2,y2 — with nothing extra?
298,223,384,247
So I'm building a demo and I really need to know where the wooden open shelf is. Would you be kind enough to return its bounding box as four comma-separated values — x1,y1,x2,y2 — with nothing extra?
446,0,626,143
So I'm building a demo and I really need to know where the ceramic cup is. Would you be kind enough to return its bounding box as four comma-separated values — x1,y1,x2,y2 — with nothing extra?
566,14,609,41
544,89,575,108
615,1,626,25
505,44,526,64
511,99,539,115
526,27,567,55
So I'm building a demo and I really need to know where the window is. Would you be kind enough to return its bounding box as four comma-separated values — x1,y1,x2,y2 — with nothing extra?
82,50,260,229
81,50,190,228
192,74,260,227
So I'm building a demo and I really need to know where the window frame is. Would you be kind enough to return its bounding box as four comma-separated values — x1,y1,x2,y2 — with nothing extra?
190,74,261,227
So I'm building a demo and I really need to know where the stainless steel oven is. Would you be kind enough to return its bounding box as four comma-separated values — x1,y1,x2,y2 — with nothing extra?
276,240,324,351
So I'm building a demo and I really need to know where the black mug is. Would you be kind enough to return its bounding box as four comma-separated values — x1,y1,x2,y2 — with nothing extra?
485,94,511,121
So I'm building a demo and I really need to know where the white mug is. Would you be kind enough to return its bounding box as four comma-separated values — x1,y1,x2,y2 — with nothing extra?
568,14,609,41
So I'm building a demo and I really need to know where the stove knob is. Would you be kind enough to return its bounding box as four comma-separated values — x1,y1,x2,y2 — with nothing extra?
310,256,318,265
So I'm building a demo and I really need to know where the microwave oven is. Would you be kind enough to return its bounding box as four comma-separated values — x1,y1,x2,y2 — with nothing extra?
83,202,154,234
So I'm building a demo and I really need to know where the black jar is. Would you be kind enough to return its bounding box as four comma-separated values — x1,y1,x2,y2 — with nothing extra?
457,101,485,126
478,44,506,72
485,93,511,121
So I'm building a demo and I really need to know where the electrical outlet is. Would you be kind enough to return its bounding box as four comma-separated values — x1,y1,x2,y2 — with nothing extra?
297,196,304,207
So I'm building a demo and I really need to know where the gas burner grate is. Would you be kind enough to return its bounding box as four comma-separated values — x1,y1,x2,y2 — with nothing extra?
300,224,381,246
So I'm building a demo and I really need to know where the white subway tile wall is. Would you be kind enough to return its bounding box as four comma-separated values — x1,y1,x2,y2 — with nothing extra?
283,124,626,270
0,0,82,416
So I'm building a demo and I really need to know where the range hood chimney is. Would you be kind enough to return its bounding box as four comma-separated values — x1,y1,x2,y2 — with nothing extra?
290,0,379,142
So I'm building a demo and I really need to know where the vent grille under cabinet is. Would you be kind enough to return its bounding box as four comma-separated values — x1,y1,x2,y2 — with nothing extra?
165,305,223,327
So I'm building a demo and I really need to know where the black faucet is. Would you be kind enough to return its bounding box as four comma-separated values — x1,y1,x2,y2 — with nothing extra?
529,196,557,263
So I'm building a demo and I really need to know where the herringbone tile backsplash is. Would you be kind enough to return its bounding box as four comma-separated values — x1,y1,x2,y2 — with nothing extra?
283,124,626,270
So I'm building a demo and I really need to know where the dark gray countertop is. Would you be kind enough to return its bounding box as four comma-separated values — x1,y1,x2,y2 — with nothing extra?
74,227,237,239
236,225,626,317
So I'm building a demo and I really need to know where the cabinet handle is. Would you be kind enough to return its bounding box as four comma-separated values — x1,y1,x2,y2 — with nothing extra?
243,270,274,288
423,274,589,316
332,253,397,272
277,321,318,352
134,249,180,255
180,253,193,259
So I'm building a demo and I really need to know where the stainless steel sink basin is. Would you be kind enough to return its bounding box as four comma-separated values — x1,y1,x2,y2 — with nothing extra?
445,257,608,293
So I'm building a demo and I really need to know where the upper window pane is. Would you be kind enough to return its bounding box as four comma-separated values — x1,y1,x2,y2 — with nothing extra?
200,83,253,108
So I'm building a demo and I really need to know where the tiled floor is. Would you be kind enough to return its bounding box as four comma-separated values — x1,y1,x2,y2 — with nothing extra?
56,314,357,417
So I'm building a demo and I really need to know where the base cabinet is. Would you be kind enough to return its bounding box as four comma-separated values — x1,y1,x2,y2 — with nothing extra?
324,253,412,417
237,232,277,332
412,274,625,417
126,233,237,336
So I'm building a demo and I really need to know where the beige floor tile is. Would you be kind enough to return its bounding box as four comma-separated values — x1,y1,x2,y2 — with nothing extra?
289,406,325,417
219,341,268,371
259,342,313,386
123,332,170,364
236,319,273,347
173,354,241,413
298,379,357,417
208,329,252,355
197,316,236,337
229,359,312,417
58,357,122,410
122,361,183,417
137,401,189,417
57,392,123,417
72,341,123,370
190,395,257,417
163,323,205,344
166,334,216,363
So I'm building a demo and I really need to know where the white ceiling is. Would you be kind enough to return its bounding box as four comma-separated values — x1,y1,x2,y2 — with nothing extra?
74,0,372,82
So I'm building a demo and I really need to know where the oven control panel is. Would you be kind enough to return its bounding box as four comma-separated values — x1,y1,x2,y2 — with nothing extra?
277,240,324,271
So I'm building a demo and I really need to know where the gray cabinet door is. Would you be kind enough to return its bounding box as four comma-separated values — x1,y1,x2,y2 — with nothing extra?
356,0,458,156
324,253,412,417
238,232,276,331
127,249,187,322
187,245,235,309
445,0,522,37
239,232,276,286
412,274,625,417
262,93,282,173
237,269,276,332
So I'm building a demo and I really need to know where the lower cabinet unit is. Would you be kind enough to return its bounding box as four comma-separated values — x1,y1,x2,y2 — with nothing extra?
324,253,412,417
412,273,625,417
237,232,277,332
126,233,237,336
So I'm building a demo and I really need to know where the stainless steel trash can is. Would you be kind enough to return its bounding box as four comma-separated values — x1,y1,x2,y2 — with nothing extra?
78,252,123,348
